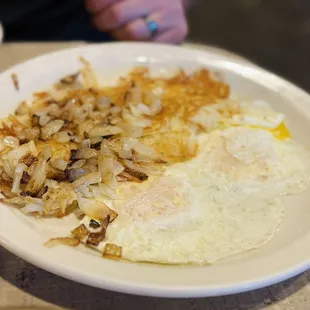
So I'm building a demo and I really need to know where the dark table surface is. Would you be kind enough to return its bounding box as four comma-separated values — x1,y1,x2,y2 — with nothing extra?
188,0,310,92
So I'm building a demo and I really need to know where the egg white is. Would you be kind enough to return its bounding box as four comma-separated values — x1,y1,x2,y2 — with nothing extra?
82,172,284,264
230,100,285,129
195,127,310,195
190,99,285,132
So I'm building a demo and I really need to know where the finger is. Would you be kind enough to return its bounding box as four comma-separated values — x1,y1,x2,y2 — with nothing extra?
85,0,119,14
112,18,150,41
153,29,185,44
111,12,168,41
154,21,188,44
111,10,188,43
92,0,158,32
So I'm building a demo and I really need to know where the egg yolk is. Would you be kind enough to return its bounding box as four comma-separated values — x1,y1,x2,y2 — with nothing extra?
245,122,291,140
269,122,291,140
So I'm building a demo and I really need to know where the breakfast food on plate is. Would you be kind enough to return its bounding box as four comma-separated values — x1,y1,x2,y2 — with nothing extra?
1,58,310,265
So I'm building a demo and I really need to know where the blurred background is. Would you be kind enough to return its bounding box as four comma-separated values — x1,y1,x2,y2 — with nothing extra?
1,0,309,92
188,0,310,92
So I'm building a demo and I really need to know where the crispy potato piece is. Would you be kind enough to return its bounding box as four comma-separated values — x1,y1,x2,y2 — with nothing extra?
71,224,89,241
45,237,80,248
103,243,122,259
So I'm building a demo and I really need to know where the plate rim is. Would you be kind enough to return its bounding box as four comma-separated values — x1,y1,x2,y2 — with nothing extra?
1,42,310,298
2,230,310,298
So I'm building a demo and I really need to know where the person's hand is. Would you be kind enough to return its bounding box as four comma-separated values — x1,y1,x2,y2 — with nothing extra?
85,0,189,44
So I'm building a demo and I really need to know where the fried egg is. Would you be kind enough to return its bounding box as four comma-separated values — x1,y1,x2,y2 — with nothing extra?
81,171,285,264
79,100,310,265
195,127,310,195
230,100,285,129
191,99,291,140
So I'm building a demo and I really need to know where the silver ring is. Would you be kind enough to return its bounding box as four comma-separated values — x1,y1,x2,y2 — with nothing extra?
145,17,159,38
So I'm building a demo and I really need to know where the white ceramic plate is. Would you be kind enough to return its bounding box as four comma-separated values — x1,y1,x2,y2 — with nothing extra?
1,43,310,298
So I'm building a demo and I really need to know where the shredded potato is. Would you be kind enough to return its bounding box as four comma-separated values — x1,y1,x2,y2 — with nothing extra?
44,237,80,248
0,59,232,249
